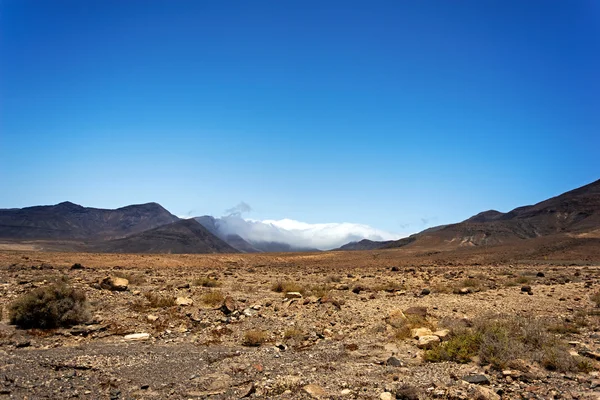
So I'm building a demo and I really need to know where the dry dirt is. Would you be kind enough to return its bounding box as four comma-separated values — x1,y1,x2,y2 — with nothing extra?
1,249,599,399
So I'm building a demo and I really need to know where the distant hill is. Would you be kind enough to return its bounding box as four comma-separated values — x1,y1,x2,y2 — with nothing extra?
95,219,239,254
335,179,600,251
0,201,179,240
391,178,600,249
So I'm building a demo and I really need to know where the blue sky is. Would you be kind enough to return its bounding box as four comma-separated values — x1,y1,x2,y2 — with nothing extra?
1,0,599,235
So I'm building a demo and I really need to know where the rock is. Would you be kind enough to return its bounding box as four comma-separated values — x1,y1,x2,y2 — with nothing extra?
176,297,193,306
462,374,490,385
124,333,150,341
458,288,472,295
391,266,400,272
417,335,440,349
147,315,158,322
303,384,328,398
386,356,403,367
433,329,450,340
404,306,427,317
521,285,532,293
411,327,433,339
100,276,128,291
340,389,352,396
243,308,256,317
420,288,431,296
386,310,407,328
380,392,394,400
238,382,255,398
536,272,545,277
220,296,237,315
473,386,500,400
286,292,303,299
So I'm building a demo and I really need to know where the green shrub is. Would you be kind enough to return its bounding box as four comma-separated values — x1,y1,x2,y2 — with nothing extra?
424,330,481,363
9,284,90,329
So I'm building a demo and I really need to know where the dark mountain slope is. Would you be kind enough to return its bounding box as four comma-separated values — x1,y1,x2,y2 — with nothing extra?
400,179,600,249
95,219,239,254
0,202,179,240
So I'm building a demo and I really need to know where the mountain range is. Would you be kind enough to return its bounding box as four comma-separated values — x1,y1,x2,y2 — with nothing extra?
0,178,598,256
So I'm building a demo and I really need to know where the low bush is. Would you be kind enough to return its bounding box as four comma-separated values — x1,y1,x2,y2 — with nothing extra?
201,291,225,306
242,329,268,346
9,284,90,329
144,292,176,308
194,277,222,288
271,281,303,294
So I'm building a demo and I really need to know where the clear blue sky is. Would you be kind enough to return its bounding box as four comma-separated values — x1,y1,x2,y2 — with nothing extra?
1,0,599,234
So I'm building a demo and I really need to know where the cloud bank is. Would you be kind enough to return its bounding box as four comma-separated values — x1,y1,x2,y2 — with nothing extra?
213,214,403,250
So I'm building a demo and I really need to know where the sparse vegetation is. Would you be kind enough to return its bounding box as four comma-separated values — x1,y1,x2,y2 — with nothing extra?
9,284,90,329
271,281,303,294
425,314,589,372
591,291,600,308
194,276,222,287
242,329,268,346
201,290,225,306
144,292,176,308
283,327,305,341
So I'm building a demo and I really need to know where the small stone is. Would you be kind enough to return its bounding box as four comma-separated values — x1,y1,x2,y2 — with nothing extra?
175,297,193,306
421,288,431,296
380,392,394,400
303,384,328,398
286,292,303,299
458,288,472,295
462,374,490,385
147,315,158,322
536,272,545,277
123,333,150,341
521,285,532,293
386,356,402,367
341,389,352,396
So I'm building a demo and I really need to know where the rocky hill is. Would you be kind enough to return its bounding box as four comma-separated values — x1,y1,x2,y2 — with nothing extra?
0,201,179,240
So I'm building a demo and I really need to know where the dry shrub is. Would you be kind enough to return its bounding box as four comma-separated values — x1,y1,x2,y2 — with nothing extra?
201,291,224,306
283,327,305,341
309,285,332,298
242,329,268,346
325,275,342,283
271,281,303,294
425,314,588,372
144,292,176,308
194,277,222,288
373,281,405,292
9,284,90,329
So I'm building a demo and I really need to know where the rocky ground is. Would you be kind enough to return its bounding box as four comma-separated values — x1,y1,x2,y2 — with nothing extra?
0,250,599,399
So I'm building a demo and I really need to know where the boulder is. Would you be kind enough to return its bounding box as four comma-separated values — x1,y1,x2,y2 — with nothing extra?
417,335,440,349
411,327,433,339
100,276,128,291
220,296,237,315
433,329,450,340
176,297,193,306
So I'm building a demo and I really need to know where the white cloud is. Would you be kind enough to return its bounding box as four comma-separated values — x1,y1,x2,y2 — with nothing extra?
213,215,403,250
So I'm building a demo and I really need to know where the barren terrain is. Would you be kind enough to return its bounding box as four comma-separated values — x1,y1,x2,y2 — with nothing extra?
0,248,599,400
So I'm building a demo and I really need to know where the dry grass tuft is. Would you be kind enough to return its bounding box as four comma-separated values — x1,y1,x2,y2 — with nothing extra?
242,329,268,346
144,292,176,308
194,277,222,288
271,281,304,294
201,291,225,306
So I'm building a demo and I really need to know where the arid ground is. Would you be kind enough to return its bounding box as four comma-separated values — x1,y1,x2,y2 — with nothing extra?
1,248,599,399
